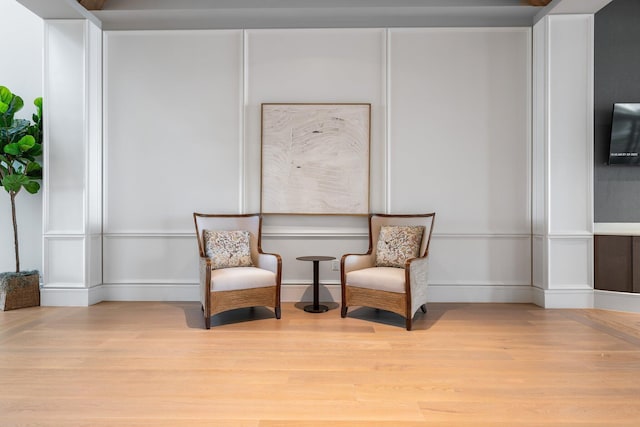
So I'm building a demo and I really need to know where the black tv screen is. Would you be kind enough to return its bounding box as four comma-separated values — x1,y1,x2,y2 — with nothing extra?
609,103,640,165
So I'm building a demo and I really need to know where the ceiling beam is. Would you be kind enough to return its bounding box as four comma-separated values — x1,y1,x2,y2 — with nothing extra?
78,0,106,10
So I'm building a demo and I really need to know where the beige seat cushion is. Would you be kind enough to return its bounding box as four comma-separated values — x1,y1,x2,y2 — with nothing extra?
211,267,276,292
346,267,406,293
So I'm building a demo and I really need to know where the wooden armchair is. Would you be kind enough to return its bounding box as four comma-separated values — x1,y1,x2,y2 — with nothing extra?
193,213,282,329
340,213,436,330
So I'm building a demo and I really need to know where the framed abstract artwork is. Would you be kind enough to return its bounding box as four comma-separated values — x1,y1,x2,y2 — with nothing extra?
260,103,371,215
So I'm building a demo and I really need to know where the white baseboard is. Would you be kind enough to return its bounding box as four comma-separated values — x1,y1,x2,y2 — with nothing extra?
531,287,594,309
99,283,200,301
39,284,640,314
41,282,534,306
427,284,533,303
594,290,640,313
40,286,104,306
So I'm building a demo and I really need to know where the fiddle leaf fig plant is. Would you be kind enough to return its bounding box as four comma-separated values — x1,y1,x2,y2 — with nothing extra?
0,86,43,273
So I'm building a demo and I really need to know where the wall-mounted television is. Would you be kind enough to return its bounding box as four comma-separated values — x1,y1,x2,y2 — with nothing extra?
609,103,640,165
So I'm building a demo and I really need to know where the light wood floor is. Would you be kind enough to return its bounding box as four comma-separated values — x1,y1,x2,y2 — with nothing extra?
2,301,640,426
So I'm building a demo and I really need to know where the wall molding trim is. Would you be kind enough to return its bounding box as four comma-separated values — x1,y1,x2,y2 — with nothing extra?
102,230,535,239
594,223,640,235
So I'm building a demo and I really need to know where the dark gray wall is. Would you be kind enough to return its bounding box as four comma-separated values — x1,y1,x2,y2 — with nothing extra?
594,0,640,222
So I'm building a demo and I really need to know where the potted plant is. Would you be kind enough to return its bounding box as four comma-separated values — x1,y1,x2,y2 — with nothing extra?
0,86,43,310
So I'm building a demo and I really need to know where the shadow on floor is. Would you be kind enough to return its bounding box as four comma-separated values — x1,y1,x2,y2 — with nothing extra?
176,301,446,330
344,306,444,331
173,302,277,329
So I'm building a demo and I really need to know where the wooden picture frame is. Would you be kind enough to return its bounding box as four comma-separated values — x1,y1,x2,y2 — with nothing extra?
260,103,371,215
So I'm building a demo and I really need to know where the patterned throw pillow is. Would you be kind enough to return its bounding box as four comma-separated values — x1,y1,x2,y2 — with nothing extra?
375,225,425,268
203,230,254,269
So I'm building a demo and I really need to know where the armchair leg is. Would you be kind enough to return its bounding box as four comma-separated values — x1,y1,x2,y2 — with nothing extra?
275,306,281,319
341,305,348,318
202,304,211,329
405,317,412,331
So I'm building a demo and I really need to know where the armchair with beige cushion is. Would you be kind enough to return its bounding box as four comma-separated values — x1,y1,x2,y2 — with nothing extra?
340,213,436,330
193,213,282,329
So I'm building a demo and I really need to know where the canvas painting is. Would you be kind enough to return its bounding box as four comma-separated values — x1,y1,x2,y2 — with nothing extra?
261,103,370,215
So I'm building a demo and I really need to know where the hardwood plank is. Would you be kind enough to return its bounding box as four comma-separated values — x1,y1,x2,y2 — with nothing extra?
1,302,639,425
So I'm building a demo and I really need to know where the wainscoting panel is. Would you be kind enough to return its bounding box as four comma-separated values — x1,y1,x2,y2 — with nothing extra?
547,15,593,235
103,234,199,285
103,30,244,233
44,236,85,287
262,234,369,285
547,235,593,290
532,235,546,289
387,28,531,232
244,28,387,214
429,234,531,288
101,231,532,303
44,21,86,234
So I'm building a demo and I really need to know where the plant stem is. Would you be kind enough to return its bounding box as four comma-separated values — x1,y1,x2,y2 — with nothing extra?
10,191,20,273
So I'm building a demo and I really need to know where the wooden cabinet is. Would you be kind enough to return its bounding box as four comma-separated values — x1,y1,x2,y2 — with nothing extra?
594,235,640,293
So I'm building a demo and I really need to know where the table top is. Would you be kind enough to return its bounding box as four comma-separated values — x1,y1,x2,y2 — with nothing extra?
296,256,336,262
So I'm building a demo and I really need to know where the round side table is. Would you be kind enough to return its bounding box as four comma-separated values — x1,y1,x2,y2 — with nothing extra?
296,255,336,313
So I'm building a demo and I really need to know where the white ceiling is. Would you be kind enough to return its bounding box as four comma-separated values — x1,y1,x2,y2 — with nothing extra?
17,0,614,30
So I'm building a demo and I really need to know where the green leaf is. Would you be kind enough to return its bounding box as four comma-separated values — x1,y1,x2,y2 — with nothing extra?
1,119,29,143
1,174,28,192
0,86,11,104
25,162,42,179
28,143,43,157
26,161,41,173
17,135,35,151
24,180,40,194
34,97,42,109
4,143,20,156
10,95,24,115
0,101,7,114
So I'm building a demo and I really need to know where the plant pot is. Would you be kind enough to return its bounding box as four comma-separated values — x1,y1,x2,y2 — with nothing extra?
0,271,40,311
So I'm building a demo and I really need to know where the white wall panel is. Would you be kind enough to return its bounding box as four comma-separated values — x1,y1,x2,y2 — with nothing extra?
388,28,531,234
103,236,198,284
532,15,594,306
95,26,536,303
532,20,547,238
88,235,102,287
548,16,593,234
44,237,85,287
548,237,592,289
263,235,369,284
429,235,531,287
104,30,243,233
87,22,103,237
532,235,545,289
45,21,85,234
245,29,386,213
